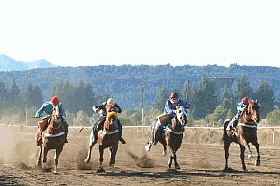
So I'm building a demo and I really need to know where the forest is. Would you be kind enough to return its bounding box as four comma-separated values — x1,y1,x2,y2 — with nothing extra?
0,64,280,126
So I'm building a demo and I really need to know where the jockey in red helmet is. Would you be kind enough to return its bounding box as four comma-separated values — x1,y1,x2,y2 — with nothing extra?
34,96,69,145
226,96,250,134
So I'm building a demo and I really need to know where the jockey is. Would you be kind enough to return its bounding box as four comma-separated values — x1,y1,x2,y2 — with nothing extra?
91,98,126,146
226,96,250,133
153,92,189,145
35,96,69,144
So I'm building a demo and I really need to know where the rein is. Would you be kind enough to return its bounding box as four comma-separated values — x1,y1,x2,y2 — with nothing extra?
237,123,257,128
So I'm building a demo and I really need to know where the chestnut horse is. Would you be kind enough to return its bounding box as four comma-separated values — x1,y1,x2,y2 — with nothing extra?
145,106,187,170
223,100,261,172
85,109,119,173
36,105,66,174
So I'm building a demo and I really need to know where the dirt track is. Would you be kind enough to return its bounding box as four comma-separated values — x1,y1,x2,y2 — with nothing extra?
0,125,279,186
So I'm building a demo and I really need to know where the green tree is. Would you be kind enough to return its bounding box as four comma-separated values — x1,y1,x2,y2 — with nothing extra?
234,75,254,102
254,80,275,118
266,108,280,125
193,75,219,119
23,84,43,108
154,86,169,111
0,81,8,106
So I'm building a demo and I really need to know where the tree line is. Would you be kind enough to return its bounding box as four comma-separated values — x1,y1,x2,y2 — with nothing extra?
0,74,279,126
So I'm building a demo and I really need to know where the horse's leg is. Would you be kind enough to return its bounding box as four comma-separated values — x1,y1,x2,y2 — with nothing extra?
42,146,48,163
167,151,173,170
239,145,247,172
162,133,168,156
247,144,253,158
251,130,260,166
240,135,253,158
109,144,118,166
53,146,63,174
97,145,105,173
85,131,96,163
253,141,260,166
163,144,167,156
223,141,230,172
37,146,42,167
109,143,118,172
173,150,180,170
84,145,93,163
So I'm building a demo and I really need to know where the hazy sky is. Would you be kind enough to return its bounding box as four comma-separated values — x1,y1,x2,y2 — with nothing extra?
0,0,279,67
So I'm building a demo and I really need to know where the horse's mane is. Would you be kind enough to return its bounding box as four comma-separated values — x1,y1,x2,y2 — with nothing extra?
104,111,118,131
106,112,118,121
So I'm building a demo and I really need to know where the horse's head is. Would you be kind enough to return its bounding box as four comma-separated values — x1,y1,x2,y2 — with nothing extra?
51,105,62,124
104,110,118,131
170,106,187,131
47,106,63,134
241,99,260,124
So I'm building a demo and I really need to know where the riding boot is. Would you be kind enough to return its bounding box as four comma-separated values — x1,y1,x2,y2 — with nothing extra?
116,120,126,144
90,126,98,147
153,124,163,145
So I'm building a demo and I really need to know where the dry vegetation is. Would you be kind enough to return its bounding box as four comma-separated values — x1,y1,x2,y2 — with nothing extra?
0,123,280,186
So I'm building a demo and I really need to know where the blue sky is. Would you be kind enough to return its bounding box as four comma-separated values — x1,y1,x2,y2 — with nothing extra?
0,0,279,67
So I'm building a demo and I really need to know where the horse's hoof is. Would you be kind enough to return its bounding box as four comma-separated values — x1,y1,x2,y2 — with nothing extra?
166,165,171,170
145,144,151,151
84,158,90,163
248,154,253,158
175,165,181,170
111,166,116,172
97,167,105,173
255,160,260,166
223,167,234,173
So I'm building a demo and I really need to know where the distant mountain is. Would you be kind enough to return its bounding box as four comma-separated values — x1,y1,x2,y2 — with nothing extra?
0,54,58,71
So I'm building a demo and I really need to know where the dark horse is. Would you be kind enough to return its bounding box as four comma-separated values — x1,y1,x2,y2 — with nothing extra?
85,108,119,173
36,106,66,174
223,99,261,172
145,106,187,170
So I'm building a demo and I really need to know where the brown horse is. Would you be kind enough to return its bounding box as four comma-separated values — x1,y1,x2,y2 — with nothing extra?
36,106,66,174
223,99,261,172
85,110,119,173
145,106,187,170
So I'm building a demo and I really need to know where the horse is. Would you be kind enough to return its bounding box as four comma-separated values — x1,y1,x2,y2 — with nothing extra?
84,107,119,173
36,105,66,174
223,99,261,172
145,106,187,170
